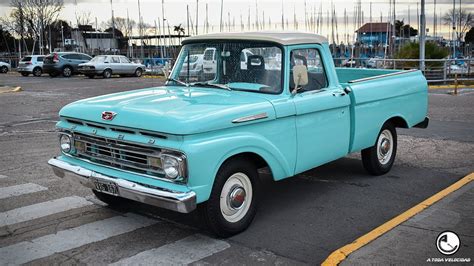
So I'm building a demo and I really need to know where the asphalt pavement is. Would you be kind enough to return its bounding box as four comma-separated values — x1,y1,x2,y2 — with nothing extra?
0,73,473,264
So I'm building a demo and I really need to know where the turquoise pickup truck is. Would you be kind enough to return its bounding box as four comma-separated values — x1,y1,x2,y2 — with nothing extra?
49,32,428,237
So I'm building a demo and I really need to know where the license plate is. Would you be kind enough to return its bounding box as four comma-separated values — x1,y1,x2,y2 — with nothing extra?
92,178,118,195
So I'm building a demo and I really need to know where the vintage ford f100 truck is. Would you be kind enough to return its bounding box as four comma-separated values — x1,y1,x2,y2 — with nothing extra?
49,32,429,237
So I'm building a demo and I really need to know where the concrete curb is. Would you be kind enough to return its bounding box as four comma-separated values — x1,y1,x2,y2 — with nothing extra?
322,172,474,266
0,86,22,93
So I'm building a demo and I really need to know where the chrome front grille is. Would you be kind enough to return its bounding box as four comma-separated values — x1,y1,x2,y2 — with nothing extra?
72,133,164,177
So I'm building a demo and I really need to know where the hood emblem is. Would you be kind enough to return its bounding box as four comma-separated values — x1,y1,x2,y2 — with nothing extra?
101,111,117,121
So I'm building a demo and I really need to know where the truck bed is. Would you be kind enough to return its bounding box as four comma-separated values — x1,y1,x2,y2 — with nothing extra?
335,68,428,154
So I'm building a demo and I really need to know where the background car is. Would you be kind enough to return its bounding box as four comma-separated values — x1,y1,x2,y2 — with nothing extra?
0,61,11,73
179,54,203,80
78,55,145,79
43,52,92,77
17,55,45,77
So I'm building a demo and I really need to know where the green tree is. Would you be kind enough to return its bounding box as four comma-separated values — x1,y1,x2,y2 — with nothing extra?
395,42,449,68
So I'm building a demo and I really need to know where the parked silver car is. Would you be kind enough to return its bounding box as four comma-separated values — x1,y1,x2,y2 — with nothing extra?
17,55,45,76
79,55,145,78
0,61,11,73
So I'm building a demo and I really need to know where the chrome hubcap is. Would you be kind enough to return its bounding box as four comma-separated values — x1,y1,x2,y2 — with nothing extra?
377,129,393,165
228,186,246,209
220,172,253,223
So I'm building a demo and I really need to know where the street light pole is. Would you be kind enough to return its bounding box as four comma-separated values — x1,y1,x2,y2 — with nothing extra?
420,0,426,71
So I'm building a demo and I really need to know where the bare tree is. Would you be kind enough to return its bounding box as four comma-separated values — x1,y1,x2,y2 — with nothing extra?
443,8,474,42
4,0,64,52
76,11,93,26
103,17,136,37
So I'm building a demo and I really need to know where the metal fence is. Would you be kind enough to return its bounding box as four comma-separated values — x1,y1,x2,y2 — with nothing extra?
333,58,474,83
2,53,473,83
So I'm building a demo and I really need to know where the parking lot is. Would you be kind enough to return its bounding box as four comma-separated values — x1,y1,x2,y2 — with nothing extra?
0,73,473,264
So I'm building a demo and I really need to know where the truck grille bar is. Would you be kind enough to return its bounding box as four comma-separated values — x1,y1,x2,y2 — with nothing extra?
72,133,164,177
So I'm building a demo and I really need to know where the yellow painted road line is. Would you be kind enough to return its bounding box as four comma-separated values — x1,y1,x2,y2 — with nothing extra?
322,172,474,266
429,85,474,90
0,86,22,93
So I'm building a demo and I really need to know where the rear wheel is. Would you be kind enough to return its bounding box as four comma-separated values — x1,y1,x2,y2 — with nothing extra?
202,158,260,237
92,190,128,206
33,67,42,77
103,69,112,79
0,66,8,73
21,72,29,77
361,122,397,175
134,68,143,77
62,66,72,77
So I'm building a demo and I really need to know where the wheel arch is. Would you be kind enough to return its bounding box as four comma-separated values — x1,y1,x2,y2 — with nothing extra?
385,115,409,128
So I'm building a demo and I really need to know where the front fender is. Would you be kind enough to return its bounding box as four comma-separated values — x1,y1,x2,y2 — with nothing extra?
182,119,296,203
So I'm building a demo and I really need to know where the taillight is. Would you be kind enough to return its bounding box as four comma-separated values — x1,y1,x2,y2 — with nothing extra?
53,53,59,63
25,61,32,65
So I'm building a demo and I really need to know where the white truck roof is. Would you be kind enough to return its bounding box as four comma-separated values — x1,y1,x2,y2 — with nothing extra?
183,31,329,45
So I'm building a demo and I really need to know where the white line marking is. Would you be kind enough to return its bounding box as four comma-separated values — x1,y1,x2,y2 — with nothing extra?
0,183,48,199
0,213,158,265
0,196,93,227
110,234,230,265
0,174,7,179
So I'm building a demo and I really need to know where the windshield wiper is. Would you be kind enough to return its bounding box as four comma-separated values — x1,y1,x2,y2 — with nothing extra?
166,77,189,87
191,82,231,91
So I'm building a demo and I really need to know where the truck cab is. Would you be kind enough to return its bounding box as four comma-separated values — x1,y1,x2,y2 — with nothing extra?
49,32,428,237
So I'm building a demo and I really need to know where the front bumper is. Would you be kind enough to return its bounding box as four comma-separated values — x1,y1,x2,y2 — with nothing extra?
48,157,196,213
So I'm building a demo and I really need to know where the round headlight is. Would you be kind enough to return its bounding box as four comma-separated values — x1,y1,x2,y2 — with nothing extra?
60,134,71,153
163,156,179,179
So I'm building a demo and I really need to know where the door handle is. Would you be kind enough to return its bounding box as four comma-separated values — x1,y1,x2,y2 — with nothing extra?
332,91,346,97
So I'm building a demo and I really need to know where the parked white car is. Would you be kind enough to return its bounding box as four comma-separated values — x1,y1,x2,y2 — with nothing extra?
0,61,11,74
17,55,45,76
79,55,145,79
202,48,254,78
179,54,204,80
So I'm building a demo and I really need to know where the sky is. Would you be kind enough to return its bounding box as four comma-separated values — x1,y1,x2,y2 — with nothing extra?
1,0,473,40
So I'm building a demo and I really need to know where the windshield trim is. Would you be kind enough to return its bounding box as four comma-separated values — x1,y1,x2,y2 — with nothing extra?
167,40,285,95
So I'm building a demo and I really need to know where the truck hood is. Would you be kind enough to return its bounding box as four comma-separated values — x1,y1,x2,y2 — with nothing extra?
59,86,276,135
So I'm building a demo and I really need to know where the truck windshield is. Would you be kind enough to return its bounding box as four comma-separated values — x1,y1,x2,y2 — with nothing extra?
168,42,283,94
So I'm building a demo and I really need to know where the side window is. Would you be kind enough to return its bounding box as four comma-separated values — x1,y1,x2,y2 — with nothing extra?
70,54,82,60
120,57,131,63
203,49,213,61
290,48,328,92
62,54,74,60
81,54,92,61
37,57,44,62
111,56,120,63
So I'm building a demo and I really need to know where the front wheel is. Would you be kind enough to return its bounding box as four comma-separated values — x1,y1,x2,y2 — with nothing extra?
103,69,112,79
134,68,143,77
361,122,397,175
203,159,260,238
62,66,72,77
33,67,42,77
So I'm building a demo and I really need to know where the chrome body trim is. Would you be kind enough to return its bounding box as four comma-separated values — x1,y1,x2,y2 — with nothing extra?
232,113,268,123
48,157,196,213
